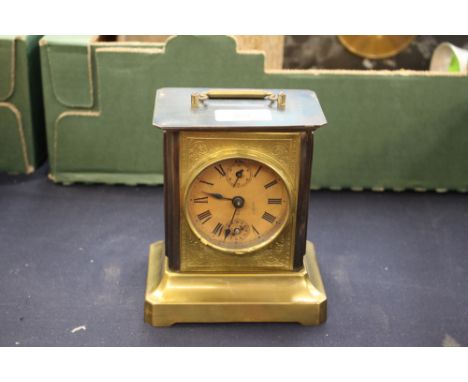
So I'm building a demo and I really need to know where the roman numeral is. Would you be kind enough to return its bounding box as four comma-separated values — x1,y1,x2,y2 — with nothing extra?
262,211,276,224
193,196,208,203
214,164,226,176
252,225,260,235
199,180,214,186
268,198,282,205
197,210,212,224
212,222,223,236
254,166,262,177
264,179,278,189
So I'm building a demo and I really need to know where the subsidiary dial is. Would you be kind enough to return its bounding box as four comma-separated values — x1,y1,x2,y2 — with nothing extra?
225,218,250,242
226,159,253,188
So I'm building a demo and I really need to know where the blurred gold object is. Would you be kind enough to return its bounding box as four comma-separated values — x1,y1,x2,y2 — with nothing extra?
338,35,414,59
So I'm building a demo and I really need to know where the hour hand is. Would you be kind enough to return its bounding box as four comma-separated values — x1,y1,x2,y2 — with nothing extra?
203,192,232,201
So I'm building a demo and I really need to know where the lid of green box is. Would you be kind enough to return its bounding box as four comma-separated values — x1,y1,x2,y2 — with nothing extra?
153,88,327,130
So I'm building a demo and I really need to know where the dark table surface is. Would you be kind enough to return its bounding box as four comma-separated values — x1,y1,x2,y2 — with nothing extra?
1,165,467,347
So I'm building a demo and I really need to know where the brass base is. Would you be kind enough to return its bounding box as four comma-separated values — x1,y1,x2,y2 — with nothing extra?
144,241,327,327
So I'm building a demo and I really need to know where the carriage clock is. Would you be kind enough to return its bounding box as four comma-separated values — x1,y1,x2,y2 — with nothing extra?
144,88,327,326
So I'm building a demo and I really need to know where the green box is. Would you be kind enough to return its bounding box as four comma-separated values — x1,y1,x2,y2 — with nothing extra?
40,35,468,191
0,35,46,174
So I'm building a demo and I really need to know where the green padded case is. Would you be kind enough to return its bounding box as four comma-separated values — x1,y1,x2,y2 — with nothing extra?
0,35,46,174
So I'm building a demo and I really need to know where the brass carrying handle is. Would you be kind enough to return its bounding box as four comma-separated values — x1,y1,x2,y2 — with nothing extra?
191,89,286,109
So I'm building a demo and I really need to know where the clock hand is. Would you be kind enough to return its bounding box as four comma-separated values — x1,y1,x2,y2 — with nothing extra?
233,169,244,187
224,207,238,240
203,192,233,201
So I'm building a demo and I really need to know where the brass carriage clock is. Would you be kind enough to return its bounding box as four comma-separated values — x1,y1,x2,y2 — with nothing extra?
144,88,327,326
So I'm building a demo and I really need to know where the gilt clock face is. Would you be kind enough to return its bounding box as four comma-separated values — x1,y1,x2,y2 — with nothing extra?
185,157,290,253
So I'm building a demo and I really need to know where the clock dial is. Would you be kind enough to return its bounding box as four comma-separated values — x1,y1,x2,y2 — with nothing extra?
186,158,290,253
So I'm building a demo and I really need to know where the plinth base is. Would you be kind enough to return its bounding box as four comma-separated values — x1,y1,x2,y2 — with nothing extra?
144,241,327,327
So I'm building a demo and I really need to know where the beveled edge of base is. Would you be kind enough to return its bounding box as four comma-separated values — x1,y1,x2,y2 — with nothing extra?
144,240,327,327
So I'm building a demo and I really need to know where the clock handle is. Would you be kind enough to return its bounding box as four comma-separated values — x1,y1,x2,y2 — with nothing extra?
191,89,286,109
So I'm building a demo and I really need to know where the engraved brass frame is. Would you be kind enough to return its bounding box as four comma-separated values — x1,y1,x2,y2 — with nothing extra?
183,152,293,255
178,131,301,272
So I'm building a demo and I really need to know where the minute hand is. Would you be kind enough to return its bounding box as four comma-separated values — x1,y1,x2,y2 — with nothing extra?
203,192,233,201
224,207,238,240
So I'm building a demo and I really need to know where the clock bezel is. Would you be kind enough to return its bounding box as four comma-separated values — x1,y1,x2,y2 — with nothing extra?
183,151,294,255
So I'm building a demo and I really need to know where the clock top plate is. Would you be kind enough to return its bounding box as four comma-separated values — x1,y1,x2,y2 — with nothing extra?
153,88,327,130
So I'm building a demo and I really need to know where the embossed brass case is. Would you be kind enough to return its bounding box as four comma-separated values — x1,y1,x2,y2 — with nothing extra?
146,88,327,326
179,131,298,271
